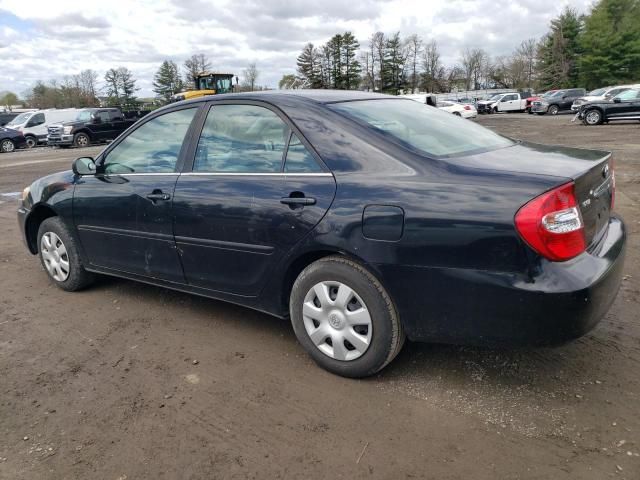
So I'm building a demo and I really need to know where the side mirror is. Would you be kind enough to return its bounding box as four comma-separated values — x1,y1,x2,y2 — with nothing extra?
72,157,96,175
613,97,622,103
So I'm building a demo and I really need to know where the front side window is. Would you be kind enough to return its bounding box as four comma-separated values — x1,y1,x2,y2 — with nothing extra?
28,113,45,126
103,108,197,174
615,89,640,101
284,133,322,173
330,99,514,158
95,111,110,123
194,104,290,173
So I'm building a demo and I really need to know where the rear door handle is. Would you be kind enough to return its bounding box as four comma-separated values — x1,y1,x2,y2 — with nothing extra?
280,197,316,206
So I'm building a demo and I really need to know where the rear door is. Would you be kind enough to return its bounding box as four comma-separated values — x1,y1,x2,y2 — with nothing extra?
172,101,336,296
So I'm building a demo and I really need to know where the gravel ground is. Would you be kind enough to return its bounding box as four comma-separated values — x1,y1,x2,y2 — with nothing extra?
0,115,638,479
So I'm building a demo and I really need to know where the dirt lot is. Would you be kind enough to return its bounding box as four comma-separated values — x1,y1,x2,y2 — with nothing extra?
0,115,638,479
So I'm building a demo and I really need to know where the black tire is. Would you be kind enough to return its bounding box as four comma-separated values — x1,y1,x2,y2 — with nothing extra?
74,132,91,148
25,135,37,148
527,109,533,115
548,105,560,115
453,111,462,116
493,107,498,114
37,217,95,291
0,138,15,153
583,109,603,126
290,255,405,378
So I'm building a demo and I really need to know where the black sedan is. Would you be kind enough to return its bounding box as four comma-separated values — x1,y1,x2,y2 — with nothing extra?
1,126,27,153
578,88,640,125
17,91,625,377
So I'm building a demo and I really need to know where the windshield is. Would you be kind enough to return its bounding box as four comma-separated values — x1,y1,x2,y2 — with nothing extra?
541,91,556,98
549,91,565,98
6,112,32,126
588,88,607,96
488,94,502,101
614,89,640,101
330,99,514,158
76,110,93,122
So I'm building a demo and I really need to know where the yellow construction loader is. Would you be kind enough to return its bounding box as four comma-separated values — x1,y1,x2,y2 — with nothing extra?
171,72,236,102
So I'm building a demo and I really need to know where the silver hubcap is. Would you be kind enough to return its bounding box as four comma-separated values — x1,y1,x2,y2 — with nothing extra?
77,135,88,147
40,232,70,281
586,111,600,124
302,281,373,361
1,140,14,152
549,106,558,115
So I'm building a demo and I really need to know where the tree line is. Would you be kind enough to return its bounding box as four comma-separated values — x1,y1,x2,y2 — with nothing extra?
290,0,640,93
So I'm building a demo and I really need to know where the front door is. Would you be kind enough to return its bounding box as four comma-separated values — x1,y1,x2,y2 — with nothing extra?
172,102,336,296
608,89,640,119
73,106,200,282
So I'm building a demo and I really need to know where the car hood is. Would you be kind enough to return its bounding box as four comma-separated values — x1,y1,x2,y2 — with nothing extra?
477,100,496,105
579,95,605,102
0,126,24,138
449,140,610,180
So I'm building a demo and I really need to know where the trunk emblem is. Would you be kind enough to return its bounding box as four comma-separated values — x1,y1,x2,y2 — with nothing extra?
582,198,591,207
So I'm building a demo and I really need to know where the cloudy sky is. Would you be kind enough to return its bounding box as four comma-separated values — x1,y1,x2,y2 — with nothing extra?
0,0,594,97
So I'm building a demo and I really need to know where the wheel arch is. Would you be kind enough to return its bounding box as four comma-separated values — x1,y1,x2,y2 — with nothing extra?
279,248,375,314
25,204,58,254
74,129,92,139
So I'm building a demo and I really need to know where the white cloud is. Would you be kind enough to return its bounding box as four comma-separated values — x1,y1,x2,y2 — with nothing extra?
0,0,594,97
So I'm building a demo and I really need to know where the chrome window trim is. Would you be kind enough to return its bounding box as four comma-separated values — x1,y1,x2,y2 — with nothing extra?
180,172,333,177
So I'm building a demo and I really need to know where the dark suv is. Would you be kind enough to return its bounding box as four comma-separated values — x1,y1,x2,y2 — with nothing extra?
531,89,586,115
47,108,141,148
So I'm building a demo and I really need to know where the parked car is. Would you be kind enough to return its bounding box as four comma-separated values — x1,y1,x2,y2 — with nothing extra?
525,90,558,113
0,126,27,153
531,89,586,115
436,100,477,118
477,92,529,114
4,109,78,148
18,91,625,378
577,87,640,125
0,111,19,127
571,85,638,112
47,108,140,148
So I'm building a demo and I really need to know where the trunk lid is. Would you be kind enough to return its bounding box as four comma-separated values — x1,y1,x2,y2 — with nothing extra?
455,141,614,246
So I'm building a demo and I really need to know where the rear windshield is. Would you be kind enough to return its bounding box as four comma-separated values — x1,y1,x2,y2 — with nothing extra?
329,99,514,158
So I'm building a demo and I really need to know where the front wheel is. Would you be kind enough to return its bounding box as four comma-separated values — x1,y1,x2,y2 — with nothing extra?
453,111,462,116
37,217,95,291
74,132,90,148
25,136,37,148
583,109,603,126
290,256,405,378
548,105,560,115
1,139,15,153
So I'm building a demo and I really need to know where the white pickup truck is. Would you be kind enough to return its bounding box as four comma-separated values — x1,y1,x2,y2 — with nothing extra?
477,93,528,114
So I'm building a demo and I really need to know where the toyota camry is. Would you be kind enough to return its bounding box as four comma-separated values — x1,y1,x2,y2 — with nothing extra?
17,90,626,378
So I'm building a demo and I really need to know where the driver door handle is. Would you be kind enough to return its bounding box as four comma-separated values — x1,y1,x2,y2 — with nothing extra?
280,196,316,206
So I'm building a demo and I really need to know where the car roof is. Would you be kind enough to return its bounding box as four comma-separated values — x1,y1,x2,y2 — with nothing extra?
180,89,394,107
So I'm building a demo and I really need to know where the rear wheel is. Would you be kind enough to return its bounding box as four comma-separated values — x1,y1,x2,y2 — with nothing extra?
548,105,560,115
583,109,603,126
453,111,461,116
37,217,95,291
0,139,15,153
25,136,37,148
74,132,90,148
290,256,405,378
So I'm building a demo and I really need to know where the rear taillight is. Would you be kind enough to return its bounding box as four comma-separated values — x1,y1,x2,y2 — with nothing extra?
464,105,471,110
515,182,586,261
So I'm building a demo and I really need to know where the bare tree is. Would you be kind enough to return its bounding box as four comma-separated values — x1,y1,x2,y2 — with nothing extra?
183,54,212,89
405,34,422,93
516,38,537,87
421,40,442,92
461,48,488,90
242,63,259,91
370,32,385,91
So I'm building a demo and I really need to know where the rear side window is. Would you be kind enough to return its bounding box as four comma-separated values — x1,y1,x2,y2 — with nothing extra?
103,107,197,174
330,99,513,158
284,133,322,173
194,104,290,173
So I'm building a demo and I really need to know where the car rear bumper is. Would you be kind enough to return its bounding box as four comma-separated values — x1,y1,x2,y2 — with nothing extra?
376,215,626,346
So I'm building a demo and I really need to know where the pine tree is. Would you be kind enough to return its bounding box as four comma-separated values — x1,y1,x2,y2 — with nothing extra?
536,8,583,89
579,0,640,89
153,60,182,103
341,32,361,89
382,32,407,94
296,43,323,88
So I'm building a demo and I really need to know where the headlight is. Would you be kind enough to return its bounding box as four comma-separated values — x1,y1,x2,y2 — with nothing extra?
63,126,73,134
22,186,30,202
